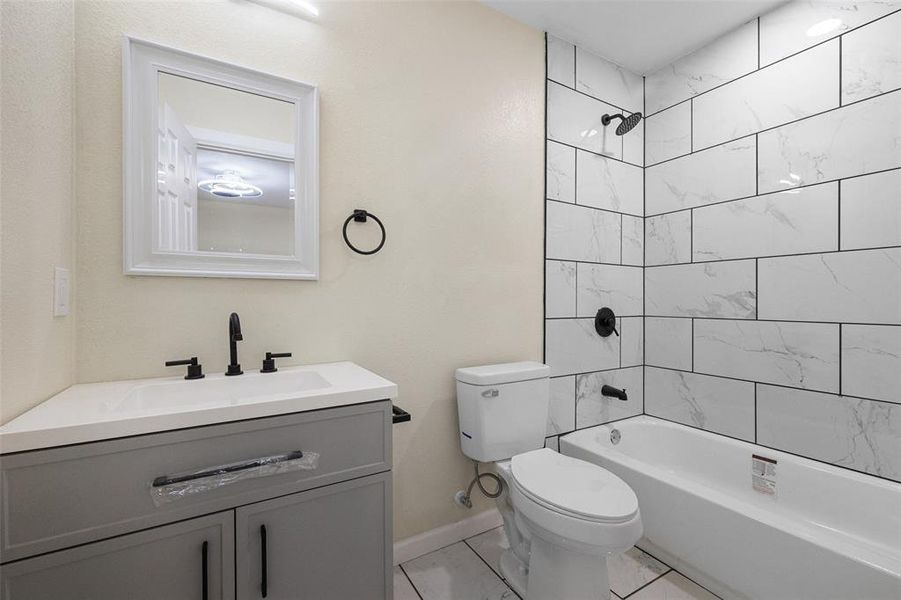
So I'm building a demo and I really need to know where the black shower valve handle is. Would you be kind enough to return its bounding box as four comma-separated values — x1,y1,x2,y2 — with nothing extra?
595,307,619,338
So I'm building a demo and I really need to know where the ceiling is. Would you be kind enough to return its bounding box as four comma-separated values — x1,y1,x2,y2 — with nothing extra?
197,148,294,208
481,0,787,74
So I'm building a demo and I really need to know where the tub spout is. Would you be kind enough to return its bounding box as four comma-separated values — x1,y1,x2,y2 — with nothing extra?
601,385,628,401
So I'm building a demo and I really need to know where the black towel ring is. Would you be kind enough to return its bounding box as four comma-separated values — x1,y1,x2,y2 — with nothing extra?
342,209,386,255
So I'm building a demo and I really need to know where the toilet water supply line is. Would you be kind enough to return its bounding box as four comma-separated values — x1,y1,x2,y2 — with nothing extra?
458,461,504,508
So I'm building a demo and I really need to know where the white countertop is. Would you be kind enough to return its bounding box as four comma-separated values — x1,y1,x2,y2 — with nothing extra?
0,362,397,454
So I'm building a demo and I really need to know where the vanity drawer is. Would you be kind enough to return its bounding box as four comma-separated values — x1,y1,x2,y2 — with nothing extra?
0,400,391,562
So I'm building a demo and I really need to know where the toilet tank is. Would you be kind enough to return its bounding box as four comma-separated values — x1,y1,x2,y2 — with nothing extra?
455,362,551,462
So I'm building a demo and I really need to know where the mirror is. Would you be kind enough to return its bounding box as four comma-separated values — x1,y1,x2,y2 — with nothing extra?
124,38,319,279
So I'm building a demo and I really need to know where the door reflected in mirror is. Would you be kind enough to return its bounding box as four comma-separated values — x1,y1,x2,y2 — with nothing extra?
157,72,296,256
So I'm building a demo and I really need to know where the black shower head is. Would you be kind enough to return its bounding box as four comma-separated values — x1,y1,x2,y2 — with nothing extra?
601,112,643,136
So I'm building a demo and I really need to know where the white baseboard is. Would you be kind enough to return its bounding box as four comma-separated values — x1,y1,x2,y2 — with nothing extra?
393,508,503,565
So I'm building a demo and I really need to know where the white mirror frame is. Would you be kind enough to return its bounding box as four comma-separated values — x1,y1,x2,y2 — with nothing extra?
123,37,319,280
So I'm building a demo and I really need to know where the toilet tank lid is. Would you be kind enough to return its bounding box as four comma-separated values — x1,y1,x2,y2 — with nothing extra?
455,362,550,386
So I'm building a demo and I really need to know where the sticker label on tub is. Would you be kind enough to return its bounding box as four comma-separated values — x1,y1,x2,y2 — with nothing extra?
751,454,777,496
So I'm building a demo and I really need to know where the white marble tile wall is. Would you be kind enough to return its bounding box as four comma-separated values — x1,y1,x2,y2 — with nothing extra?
757,248,901,325
840,169,901,251
757,385,901,481
546,201,621,263
576,47,643,112
544,36,646,433
576,367,643,428
545,260,576,318
692,183,838,262
576,150,643,215
645,20,758,114
547,82,623,159
841,11,901,104
646,211,692,266
576,263,643,317
645,101,691,165
759,1,899,66
693,319,839,392
842,325,901,404
633,3,901,482
546,141,575,203
757,89,901,194
645,318,693,371
547,35,574,87
645,261,756,318
646,138,756,215
548,376,576,435
645,367,755,441
693,40,839,150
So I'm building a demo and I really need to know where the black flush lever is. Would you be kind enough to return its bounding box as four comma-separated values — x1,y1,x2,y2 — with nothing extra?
595,307,618,337
261,352,292,373
165,357,204,380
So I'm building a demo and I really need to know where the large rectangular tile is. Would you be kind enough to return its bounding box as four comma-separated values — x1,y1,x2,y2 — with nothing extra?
759,1,899,66
630,571,719,600
402,542,515,600
546,141,575,203
576,47,643,112
546,201,622,263
757,385,901,482
622,115,644,167
694,40,839,149
548,81,622,159
646,211,691,266
842,325,901,404
840,169,901,251
645,261,756,318
576,263,643,317
757,90,901,194
758,248,901,324
547,35,574,87
465,527,509,579
646,138,756,215
646,19,758,114
842,11,901,104
645,367,755,441
545,318,620,376
693,182,838,262
694,319,840,392
576,366,643,428
576,150,643,216
622,215,644,266
546,260,576,318
646,317,693,370
621,316,644,368
548,375,576,435
607,547,670,599
645,101,691,165
394,566,421,600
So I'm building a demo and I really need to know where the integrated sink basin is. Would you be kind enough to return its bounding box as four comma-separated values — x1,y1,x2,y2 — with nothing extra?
0,361,397,453
115,370,331,412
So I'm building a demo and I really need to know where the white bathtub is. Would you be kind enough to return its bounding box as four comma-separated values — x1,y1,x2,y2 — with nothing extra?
561,416,901,600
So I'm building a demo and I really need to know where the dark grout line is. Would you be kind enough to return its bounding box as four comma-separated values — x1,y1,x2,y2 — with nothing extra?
548,138,644,169
547,197,643,219
397,563,425,600
644,243,901,269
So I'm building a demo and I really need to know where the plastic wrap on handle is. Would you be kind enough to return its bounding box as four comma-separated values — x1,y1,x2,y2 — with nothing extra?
150,450,320,506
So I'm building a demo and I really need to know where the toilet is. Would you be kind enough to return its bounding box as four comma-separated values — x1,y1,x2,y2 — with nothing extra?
456,361,642,600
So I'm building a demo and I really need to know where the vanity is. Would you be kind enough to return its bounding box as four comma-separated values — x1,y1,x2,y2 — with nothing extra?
0,362,398,600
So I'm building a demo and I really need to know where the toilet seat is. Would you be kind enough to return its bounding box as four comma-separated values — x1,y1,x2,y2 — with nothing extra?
510,448,638,524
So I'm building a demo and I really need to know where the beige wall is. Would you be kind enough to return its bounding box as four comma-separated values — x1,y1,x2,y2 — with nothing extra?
70,0,544,539
0,0,77,423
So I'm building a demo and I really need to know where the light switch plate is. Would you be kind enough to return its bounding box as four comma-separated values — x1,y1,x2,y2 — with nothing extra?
54,267,70,317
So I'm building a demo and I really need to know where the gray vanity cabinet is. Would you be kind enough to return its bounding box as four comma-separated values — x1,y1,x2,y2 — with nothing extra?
236,472,391,600
0,511,235,600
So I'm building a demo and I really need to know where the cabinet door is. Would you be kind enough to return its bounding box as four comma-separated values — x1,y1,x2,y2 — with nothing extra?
0,512,235,600
236,472,391,600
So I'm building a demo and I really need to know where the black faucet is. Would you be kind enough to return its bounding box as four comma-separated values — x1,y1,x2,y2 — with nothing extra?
601,385,628,401
226,312,243,376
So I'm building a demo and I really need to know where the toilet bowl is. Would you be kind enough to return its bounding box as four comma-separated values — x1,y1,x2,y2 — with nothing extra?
494,449,642,599
455,362,642,600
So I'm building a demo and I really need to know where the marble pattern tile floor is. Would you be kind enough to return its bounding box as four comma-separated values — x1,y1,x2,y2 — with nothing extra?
397,526,720,600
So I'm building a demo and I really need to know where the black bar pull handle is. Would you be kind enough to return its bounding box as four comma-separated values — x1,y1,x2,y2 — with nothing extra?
152,451,304,488
260,524,268,598
392,405,411,424
201,540,209,600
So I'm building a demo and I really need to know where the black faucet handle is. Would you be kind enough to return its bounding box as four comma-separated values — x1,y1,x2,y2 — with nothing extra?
261,352,292,373
165,357,205,380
